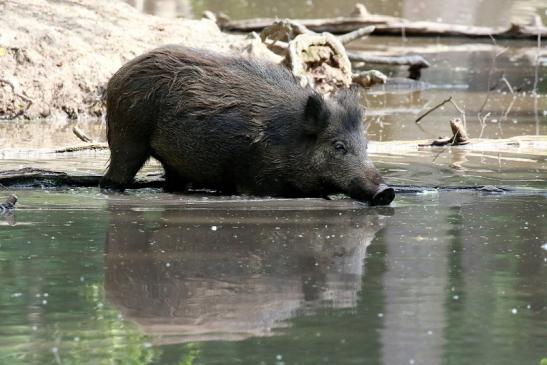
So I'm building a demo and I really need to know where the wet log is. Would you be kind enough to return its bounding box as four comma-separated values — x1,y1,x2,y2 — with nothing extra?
0,168,163,189
0,167,537,195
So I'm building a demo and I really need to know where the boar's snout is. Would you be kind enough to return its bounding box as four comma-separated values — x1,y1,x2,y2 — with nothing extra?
345,161,395,206
371,184,395,206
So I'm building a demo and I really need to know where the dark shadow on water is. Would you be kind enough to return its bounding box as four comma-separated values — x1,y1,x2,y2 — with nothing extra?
103,201,391,344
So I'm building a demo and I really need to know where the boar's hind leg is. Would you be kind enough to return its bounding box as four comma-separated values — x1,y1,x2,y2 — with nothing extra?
101,142,151,191
162,164,189,193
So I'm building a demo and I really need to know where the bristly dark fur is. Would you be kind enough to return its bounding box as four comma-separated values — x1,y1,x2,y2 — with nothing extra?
101,45,392,204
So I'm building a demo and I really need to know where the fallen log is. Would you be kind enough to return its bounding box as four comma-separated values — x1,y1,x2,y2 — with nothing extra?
348,51,430,78
219,4,547,40
0,168,163,189
223,18,547,39
348,52,430,68
0,167,529,195
221,15,401,34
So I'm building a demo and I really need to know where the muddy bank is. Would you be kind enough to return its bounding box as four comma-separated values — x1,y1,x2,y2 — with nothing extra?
0,0,246,122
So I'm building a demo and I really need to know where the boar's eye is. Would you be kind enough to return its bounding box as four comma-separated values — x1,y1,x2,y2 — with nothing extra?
333,141,347,154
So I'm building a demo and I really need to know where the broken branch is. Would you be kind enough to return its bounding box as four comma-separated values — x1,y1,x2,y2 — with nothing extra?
72,126,94,143
415,97,452,124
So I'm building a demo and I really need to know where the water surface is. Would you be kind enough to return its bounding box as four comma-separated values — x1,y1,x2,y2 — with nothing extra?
0,190,545,364
1,1,546,364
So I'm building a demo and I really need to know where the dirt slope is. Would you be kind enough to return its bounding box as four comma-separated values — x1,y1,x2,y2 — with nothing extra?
0,0,245,122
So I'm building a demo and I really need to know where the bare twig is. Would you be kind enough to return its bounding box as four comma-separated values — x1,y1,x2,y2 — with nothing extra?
477,36,508,115
72,126,94,143
478,112,492,139
532,20,542,135
338,25,375,44
498,76,517,136
415,97,452,124
449,98,467,128
477,35,508,134
500,75,514,94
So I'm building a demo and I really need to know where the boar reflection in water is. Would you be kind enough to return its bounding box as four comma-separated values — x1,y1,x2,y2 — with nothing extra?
105,206,390,343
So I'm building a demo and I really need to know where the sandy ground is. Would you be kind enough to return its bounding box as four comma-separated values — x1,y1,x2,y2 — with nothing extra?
0,0,246,122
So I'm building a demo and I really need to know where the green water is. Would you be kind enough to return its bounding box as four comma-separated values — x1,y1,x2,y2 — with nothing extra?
0,190,545,365
1,1,546,364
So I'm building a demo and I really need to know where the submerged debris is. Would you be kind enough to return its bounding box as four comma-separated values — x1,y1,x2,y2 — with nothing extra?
0,195,17,225
0,195,17,213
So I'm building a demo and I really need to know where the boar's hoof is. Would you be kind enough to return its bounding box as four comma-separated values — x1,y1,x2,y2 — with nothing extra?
371,184,395,206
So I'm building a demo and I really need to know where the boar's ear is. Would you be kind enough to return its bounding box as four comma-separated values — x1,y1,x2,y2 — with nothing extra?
303,93,330,134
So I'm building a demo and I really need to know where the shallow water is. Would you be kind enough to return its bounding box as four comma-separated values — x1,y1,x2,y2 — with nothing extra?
0,190,545,364
1,1,547,364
